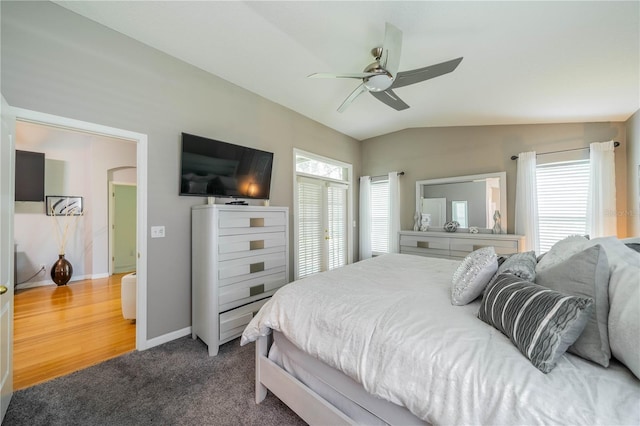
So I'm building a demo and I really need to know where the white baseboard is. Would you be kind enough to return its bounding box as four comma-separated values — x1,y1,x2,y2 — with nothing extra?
16,273,107,290
15,280,53,290
142,326,192,351
92,273,109,279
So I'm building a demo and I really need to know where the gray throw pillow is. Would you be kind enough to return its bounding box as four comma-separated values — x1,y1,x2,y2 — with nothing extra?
587,237,640,379
451,247,498,306
536,235,589,273
535,245,610,367
625,243,640,254
478,273,593,373
496,251,537,281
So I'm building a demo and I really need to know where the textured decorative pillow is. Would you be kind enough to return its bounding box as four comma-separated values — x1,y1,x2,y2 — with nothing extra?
535,245,610,367
478,273,593,373
451,247,498,306
586,237,640,379
536,235,590,273
495,251,537,281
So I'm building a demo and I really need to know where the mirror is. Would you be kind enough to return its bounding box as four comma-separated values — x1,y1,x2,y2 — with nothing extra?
416,172,507,233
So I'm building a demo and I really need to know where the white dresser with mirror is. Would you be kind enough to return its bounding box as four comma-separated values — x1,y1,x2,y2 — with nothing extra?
404,171,524,259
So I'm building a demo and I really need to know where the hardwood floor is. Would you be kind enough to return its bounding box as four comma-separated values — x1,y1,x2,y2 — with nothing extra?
13,274,136,390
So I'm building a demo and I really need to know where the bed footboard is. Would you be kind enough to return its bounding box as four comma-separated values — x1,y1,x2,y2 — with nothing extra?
254,334,354,425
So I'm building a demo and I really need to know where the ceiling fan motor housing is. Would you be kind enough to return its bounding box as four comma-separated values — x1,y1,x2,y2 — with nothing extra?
363,59,393,92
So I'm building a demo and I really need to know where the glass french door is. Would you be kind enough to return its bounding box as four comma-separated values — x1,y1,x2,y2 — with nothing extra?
296,176,348,279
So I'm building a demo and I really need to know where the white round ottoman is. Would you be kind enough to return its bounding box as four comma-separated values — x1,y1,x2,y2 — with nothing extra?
121,272,137,320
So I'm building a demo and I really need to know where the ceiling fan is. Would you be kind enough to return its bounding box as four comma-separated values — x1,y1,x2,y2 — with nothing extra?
308,22,463,113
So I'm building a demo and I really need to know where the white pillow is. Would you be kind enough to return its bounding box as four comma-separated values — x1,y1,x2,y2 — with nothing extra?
451,247,498,306
536,235,590,273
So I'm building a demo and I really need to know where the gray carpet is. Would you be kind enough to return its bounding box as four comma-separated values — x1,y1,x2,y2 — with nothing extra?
4,336,307,425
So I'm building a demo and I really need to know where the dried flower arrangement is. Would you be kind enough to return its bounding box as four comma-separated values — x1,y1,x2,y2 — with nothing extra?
49,197,84,255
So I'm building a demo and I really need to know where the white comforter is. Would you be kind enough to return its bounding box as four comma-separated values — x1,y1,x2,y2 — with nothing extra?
241,254,640,425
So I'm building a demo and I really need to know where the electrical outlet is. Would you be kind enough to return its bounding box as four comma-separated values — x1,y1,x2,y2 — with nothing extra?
151,226,165,238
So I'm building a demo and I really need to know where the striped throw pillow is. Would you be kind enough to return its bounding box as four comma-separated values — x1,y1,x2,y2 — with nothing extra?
478,273,593,373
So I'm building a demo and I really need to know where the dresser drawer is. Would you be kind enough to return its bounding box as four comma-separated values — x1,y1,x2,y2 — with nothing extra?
219,271,287,307
219,298,269,342
218,252,286,280
218,231,286,261
399,234,450,257
449,237,520,258
218,210,286,230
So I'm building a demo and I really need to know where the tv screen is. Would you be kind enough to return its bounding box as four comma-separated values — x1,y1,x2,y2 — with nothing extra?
15,150,45,202
180,133,273,200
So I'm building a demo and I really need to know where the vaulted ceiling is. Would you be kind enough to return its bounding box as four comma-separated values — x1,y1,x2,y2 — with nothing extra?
54,1,640,141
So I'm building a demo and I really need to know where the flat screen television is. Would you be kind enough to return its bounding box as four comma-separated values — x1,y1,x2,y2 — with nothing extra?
180,133,274,200
15,150,45,202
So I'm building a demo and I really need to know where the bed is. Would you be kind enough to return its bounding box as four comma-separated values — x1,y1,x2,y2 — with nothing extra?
241,236,640,425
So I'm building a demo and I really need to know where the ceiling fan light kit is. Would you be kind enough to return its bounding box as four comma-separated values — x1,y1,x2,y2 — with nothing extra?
309,22,463,113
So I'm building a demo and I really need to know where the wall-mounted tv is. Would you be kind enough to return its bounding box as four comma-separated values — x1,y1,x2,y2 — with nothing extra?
180,133,274,200
15,150,45,202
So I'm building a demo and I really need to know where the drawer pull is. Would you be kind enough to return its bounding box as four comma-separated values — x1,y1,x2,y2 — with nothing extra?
249,284,265,297
417,241,429,249
250,240,265,250
250,262,265,273
250,218,265,227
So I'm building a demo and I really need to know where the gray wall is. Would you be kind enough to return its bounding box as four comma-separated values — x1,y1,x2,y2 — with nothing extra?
1,1,361,340
626,110,640,236
362,122,629,236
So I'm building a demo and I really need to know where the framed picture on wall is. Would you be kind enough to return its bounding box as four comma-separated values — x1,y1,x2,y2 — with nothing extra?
46,196,83,216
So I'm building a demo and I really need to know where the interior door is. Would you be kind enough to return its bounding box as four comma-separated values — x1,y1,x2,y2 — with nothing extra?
0,96,16,421
112,184,137,273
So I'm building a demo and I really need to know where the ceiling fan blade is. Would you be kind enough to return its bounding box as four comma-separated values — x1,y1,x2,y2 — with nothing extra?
371,89,409,111
337,83,368,113
308,72,377,79
391,57,463,89
381,22,402,77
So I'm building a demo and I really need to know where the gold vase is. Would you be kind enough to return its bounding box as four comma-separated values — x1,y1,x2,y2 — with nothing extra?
51,254,73,286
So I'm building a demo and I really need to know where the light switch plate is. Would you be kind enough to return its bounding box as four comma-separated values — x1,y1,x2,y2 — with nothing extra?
151,225,165,238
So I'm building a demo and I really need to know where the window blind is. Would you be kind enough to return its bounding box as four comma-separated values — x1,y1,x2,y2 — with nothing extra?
536,160,590,253
371,179,389,254
327,183,347,270
297,178,323,278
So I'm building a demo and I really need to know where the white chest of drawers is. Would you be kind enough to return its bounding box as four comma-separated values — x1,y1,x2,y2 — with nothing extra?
191,205,289,356
399,230,524,260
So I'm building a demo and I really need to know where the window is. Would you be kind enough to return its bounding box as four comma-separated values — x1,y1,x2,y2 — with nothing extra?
370,178,389,254
294,150,352,279
536,160,590,252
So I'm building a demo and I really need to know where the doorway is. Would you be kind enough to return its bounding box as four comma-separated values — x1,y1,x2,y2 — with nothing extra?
293,149,353,280
12,107,149,354
11,116,144,388
109,180,137,275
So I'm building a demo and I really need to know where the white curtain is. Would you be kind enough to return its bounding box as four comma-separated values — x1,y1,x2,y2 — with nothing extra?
388,172,401,253
587,141,617,237
359,176,372,260
515,151,540,253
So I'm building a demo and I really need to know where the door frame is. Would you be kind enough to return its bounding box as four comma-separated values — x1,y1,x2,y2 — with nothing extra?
1,96,16,421
108,181,137,275
12,107,149,351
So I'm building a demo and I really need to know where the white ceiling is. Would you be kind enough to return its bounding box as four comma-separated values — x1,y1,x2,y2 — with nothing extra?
54,1,639,141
